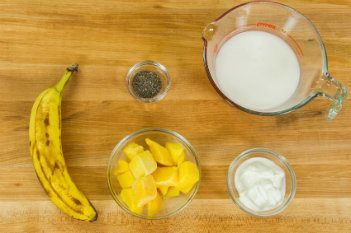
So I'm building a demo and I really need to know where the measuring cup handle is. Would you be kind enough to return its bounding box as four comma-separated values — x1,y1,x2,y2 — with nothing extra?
317,74,348,120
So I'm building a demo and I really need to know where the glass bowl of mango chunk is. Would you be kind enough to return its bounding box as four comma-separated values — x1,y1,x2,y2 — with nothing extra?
107,128,201,219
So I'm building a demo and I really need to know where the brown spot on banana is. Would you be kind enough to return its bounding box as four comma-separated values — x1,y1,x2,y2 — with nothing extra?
52,162,60,175
44,116,50,126
76,210,83,215
45,133,49,138
44,188,54,198
72,198,82,205
53,162,59,170
46,140,50,146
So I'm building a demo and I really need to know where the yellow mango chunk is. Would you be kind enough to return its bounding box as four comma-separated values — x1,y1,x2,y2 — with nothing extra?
133,175,157,208
129,156,145,178
147,192,163,217
114,160,129,176
120,188,143,214
123,143,144,161
152,166,178,187
158,186,169,196
117,170,135,188
178,161,199,194
138,150,158,175
165,142,186,165
145,138,174,166
166,186,180,198
129,150,157,178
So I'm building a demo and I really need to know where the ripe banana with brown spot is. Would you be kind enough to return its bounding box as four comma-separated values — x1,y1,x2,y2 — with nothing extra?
29,65,97,221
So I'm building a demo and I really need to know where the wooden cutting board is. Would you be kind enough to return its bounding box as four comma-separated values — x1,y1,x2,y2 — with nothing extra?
0,0,350,232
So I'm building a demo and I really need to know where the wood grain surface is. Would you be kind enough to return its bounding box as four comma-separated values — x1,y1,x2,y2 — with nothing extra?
0,0,350,232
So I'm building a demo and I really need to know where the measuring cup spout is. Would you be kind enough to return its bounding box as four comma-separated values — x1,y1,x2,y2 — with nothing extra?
202,23,217,42
316,74,348,120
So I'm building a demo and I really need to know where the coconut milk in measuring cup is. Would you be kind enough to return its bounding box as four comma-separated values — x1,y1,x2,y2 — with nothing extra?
202,1,348,120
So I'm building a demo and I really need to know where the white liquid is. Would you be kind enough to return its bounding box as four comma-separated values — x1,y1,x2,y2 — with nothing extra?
235,157,286,212
215,31,300,111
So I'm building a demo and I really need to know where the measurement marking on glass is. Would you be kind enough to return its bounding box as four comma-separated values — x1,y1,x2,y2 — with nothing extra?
256,22,304,57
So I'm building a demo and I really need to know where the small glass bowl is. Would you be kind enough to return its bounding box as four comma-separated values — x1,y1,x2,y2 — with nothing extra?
107,128,200,219
126,60,171,103
227,148,296,217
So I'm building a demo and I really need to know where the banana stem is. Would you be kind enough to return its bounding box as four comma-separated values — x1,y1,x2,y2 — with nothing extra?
54,64,79,93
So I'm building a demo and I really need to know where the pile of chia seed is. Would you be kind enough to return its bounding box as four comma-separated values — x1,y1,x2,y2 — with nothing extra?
132,70,162,98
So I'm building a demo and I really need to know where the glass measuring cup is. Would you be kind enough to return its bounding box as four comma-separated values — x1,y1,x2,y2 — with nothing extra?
202,1,348,120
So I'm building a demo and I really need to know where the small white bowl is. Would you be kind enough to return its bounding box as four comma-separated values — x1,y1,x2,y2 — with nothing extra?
227,148,296,217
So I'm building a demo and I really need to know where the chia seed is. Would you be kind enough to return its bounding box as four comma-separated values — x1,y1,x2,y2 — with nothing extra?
132,71,162,99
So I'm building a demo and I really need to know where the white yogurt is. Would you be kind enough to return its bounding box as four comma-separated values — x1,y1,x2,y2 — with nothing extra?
235,157,286,212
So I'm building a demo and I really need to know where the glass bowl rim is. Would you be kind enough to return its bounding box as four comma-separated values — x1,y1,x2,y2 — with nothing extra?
226,147,297,217
107,127,201,220
125,60,171,103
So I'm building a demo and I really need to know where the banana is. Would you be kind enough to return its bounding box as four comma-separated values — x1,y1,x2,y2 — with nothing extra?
29,64,97,221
